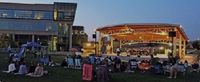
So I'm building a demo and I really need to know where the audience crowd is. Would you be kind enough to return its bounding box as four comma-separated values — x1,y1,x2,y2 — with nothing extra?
2,51,200,81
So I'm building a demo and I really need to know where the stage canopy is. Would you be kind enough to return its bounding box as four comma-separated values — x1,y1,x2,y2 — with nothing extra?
96,23,189,58
97,23,188,41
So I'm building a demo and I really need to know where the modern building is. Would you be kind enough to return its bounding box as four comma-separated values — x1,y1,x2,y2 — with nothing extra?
72,26,88,48
0,2,77,51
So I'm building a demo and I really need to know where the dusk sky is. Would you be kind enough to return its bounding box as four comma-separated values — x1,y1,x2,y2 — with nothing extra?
1,0,200,41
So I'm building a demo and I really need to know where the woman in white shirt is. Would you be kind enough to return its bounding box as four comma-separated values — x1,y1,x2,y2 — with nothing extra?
2,61,16,73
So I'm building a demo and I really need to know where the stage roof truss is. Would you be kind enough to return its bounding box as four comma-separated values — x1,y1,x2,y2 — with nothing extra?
97,23,189,41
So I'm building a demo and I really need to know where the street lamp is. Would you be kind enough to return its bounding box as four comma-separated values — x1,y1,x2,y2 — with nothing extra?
168,31,176,56
92,31,97,55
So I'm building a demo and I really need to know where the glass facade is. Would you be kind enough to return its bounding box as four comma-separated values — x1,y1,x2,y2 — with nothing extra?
53,2,76,21
58,22,69,36
0,9,53,20
0,19,58,32
0,2,77,51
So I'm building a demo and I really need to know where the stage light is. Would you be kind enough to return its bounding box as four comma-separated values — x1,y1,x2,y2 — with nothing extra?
128,43,131,45
159,46,164,50
169,43,172,46
168,49,172,53
160,32,167,35
139,36,142,39
155,31,168,35
86,43,91,47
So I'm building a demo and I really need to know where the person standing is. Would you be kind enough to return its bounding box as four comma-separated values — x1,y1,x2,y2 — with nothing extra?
96,59,109,82
116,47,121,56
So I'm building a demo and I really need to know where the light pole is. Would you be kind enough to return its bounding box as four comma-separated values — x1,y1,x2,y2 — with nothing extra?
92,31,97,55
168,31,176,56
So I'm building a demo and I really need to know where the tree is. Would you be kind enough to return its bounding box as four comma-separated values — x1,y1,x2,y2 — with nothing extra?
72,34,88,47
0,34,10,48
0,34,17,48
192,40,200,50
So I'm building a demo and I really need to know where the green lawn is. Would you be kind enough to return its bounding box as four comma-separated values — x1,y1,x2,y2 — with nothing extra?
0,53,199,82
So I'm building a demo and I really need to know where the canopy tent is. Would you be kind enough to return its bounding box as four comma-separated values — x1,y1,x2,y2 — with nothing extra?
14,42,42,60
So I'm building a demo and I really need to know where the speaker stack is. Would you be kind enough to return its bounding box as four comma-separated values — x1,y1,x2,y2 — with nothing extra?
168,31,176,37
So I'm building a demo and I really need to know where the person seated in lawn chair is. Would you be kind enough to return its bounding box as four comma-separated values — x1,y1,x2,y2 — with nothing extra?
163,61,171,75
167,62,182,79
190,62,200,73
105,56,112,72
88,54,96,65
176,62,186,75
96,55,104,65
128,59,138,72
167,63,178,79
113,56,121,72
74,54,82,69
166,61,186,79
152,61,163,74
138,60,151,73
67,55,75,68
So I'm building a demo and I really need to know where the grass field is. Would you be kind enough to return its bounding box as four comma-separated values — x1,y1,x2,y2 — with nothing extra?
0,53,199,82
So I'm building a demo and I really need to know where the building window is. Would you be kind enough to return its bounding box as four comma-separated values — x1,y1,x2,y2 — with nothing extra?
58,22,69,36
0,19,58,32
58,12,65,20
43,11,53,19
0,9,53,20
0,10,14,18
34,11,43,19
14,10,33,19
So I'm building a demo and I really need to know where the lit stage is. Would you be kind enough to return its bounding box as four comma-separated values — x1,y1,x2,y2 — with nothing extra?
96,23,189,58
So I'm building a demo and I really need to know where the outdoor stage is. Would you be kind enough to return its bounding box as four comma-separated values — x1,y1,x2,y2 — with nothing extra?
96,23,189,58
102,53,168,61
